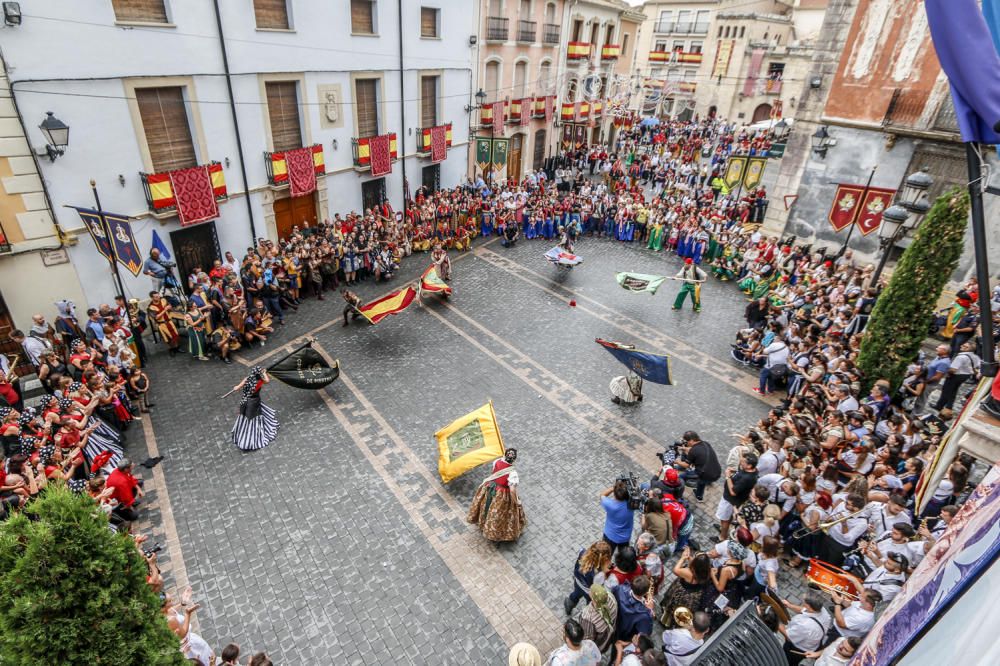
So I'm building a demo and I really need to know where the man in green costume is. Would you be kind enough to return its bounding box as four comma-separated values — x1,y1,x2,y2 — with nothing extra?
672,258,707,312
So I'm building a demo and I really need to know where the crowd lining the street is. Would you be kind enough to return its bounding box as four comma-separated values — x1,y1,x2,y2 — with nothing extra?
1,116,988,665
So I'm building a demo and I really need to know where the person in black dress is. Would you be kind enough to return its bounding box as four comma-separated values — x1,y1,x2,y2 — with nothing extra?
230,366,278,451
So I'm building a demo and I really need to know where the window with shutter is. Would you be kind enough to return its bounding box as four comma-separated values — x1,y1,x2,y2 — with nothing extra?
355,79,379,138
265,81,303,152
112,0,168,24
484,62,499,102
254,0,290,30
351,0,375,34
420,7,438,38
514,62,528,98
135,87,197,173
421,76,438,128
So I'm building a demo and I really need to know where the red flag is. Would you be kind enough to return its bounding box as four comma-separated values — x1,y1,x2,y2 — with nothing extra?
286,146,317,198
827,184,866,232
856,187,897,236
492,101,504,136
545,96,554,124
430,125,447,163
369,134,392,177
521,98,531,126
169,165,219,227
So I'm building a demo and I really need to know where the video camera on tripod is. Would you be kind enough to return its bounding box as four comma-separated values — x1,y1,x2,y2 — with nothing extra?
616,472,645,511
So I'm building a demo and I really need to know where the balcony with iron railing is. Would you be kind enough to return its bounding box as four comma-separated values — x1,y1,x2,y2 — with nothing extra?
351,134,398,170
262,146,325,186
654,20,710,35
141,161,228,216
415,124,453,156
542,23,560,44
517,19,536,43
486,16,509,42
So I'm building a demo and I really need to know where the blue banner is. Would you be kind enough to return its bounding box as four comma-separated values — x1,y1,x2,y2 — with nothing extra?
71,206,114,264
105,212,143,276
70,206,143,276
596,338,672,385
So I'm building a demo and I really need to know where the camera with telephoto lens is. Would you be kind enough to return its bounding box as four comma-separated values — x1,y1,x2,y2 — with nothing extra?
656,442,682,467
143,543,162,558
616,472,644,511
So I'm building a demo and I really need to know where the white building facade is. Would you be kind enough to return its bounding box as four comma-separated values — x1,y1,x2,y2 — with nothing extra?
1,0,474,306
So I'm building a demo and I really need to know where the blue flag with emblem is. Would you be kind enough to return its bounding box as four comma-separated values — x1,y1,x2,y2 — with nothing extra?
70,206,114,264
596,338,672,385
70,206,143,276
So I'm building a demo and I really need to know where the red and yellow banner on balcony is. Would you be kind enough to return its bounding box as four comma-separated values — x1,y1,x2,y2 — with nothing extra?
561,103,576,121
532,97,546,118
269,144,325,186
419,124,453,157
480,104,494,126
147,162,227,213
649,51,702,64
567,41,591,60
677,82,697,94
509,99,523,124
592,101,603,117
356,133,398,176
578,101,590,119
601,44,621,60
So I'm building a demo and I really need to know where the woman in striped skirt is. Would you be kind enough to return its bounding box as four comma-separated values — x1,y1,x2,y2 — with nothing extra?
58,395,124,475
231,366,278,451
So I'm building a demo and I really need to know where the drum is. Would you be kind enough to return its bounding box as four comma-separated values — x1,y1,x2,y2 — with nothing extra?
806,558,860,599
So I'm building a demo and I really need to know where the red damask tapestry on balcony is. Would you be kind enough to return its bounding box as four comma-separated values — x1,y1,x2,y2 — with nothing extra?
370,134,393,177
430,125,448,163
286,146,317,198
168,165,219,227
492,101,505,136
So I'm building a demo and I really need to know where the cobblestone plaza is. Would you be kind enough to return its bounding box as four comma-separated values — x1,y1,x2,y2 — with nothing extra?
131,237,814,664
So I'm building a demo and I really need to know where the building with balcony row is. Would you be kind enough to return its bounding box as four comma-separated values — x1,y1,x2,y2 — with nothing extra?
472,0,644,182
0,0,474,309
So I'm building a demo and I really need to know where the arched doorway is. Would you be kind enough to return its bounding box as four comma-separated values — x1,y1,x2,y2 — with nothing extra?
752,103,772,123
509,133,524,183
532,129,547,170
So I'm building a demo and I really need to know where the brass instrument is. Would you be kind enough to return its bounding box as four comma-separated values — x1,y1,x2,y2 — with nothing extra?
673,607,693,629
4,354,21,383
791,506,868,539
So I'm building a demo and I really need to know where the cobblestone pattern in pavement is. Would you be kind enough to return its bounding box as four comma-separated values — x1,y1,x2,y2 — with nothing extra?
141,235,810,664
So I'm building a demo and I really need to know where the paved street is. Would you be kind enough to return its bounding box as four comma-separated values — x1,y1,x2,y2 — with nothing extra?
135,235,806,664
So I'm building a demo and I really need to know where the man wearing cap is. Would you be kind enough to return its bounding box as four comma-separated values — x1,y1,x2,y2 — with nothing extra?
651,466,685,501
672,258,707,312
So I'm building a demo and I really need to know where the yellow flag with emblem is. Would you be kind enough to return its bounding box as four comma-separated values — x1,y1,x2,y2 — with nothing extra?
435,401,506,483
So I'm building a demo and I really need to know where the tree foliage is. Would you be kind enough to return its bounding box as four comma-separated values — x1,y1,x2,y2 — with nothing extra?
858,188,970,391
0,485,185,666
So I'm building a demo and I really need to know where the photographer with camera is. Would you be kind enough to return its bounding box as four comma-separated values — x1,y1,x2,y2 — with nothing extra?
600,478,638,552
672,431,721,502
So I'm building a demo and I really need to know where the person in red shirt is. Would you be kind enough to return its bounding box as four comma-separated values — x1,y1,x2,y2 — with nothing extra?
106,458,143,522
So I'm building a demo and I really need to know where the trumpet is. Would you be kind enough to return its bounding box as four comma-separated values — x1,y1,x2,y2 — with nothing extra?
792,506,868,539
673,607,693,629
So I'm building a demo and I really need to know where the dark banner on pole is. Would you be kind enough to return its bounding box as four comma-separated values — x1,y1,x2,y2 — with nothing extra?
267,341,340,389
70,206,114,264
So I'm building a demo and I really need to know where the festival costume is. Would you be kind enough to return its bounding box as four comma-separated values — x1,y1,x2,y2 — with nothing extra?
231,367,278,451
673,263,706,311
466,458,526,542
148,300,179,347
646,223,664,251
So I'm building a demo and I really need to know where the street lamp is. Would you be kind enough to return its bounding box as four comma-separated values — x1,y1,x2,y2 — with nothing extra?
39,111,69,162
870,168,935,283
811,125,831,158
772,118,789,138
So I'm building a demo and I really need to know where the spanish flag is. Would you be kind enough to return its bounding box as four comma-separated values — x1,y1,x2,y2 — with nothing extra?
435,401,506,483
419,265,452,296
356,286,417,324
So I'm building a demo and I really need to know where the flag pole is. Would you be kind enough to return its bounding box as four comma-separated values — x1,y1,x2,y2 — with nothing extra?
966,143,997,377
90,179,133,328
837,165,877,257
264,337,316,372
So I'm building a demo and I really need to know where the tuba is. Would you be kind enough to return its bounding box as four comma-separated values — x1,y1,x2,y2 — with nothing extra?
673,607,693,629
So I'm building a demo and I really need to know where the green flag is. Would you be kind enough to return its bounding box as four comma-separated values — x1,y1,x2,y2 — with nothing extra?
491,138,509,170
475,138,492,171
616,272,667,294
